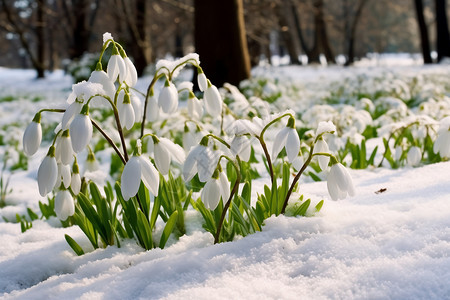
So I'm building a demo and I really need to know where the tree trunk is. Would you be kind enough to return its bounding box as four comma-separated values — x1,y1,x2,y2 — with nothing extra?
314,0,335,64
194,0,251,86
36,0,46,78
70,0,91,59
435,0,450,61
276,4,300,65
414,0,432,63
345,0,368,66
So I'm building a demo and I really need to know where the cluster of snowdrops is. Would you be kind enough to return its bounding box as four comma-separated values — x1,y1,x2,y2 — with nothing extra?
22,34,450,254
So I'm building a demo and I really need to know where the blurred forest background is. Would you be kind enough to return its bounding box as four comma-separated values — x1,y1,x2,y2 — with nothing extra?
0,0,449,84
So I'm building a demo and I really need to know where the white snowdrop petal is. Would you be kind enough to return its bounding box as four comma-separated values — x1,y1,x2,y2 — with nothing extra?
121,157,142,200
124,57,138,87
286,128,300,162
60,136,73,165
315,139,330,171
23,121,42,156
159,138,186,164
154,143,171,175
54,190,75,221
407,146,421,166
197,147,218,182
62,102,83,130
139,156,160,196
89,70,116,100
202,179,221,210
158,83,178,114
71,172,81,195
119,102,135,130
131,94,143,122
219,172,230,202
204,85,222,117
198,72,208,92
60,164,72,189
146,96,160,122
70,114,93,153
38,155,58,197
327,176,339,201
272,127,289,160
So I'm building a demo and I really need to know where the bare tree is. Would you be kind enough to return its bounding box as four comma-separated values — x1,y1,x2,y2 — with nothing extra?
0,0,47,77
59,0,100,60
291,0,335,64
414,0,433,63
343,0,369,65
194,0,251,86
435,0,450,61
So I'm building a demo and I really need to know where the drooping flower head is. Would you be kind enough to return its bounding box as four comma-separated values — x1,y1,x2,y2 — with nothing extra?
204,80,223,117
70,104,93,153
37,146,58,197
23,113,42,156
158,79,178,114
327,158,355,201
272,116,300,163
121,140,159,200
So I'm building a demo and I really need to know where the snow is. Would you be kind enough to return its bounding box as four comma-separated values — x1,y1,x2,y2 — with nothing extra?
1,61,450,299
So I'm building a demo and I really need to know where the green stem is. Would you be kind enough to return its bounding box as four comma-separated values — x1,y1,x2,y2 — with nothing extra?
91,119,126,165
140,73,166,139
258,112,294,183
214,156,241,244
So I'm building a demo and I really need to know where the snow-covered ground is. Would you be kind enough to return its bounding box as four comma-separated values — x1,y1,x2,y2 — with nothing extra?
1,59,450,300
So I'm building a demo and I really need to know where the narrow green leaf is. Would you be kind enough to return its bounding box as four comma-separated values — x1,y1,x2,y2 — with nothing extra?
27,208,39,221
64,234,85,256
159,211,178,249
294,199,310,216
315,200,324,212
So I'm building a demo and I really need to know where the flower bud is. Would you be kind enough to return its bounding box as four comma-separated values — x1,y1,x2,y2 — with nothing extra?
23,114,42,156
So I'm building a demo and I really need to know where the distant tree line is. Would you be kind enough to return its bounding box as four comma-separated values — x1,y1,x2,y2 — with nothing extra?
0,0,449,83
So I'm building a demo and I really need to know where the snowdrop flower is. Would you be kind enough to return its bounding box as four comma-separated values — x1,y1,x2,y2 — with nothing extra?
107,44,127,82
204,80,223,117
394,145,403,161
230,135,251,162
23,113,42,156
158,79,178,114
71,160,81,195
85,149,99,172
57,130,73,165
124,56,138,87
434,131,450,157
62,100,83,130
54,188,75,221
407,146,421,166
118,92,136,130
146,89,160,122
314,137,330,171
70,105,93,153
37,146,58,197
121,146,159,200
197,68,208,92
131,93,143,122
149,136,186,175
433,117,450,157
272,117,300,163
327,161,355,201
183,137,218,182
56,163,72,189
182,126,201,152
201,169,230,210
316,121,336,136
88,69,116,100
187,91,203,119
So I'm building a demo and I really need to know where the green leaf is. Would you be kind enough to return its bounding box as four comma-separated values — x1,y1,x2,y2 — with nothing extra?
27,208,39,221
64,234,85,256
136,210,153,250
294,199,310,216
315,200,324,212
150,193,160,229
159,211,178,249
